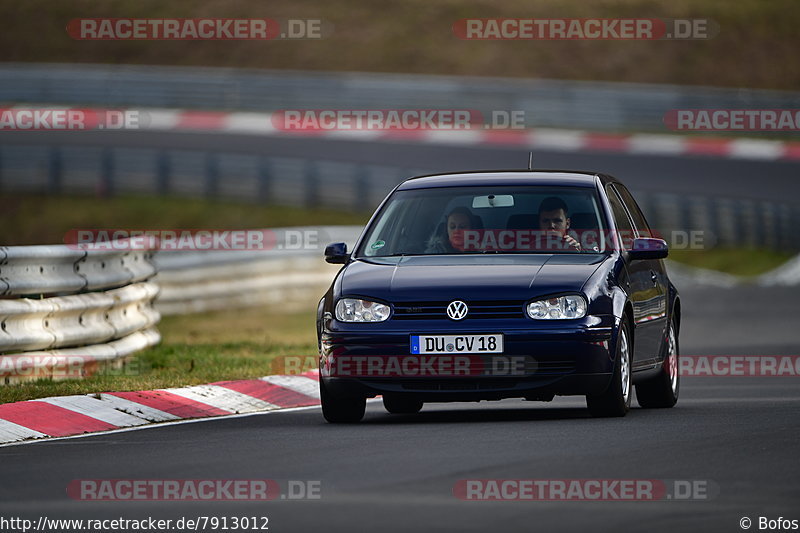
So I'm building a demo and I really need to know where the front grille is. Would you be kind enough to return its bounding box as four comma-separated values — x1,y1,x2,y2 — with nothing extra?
393,300,524,320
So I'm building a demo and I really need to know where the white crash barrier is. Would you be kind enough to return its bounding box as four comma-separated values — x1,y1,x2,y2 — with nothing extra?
0,238,161,384
0,327,161,385
0,282,160,353
152,225,362,315
0,245,87,296
78,245,157,291
0,239,156,297
0,226,362,384
154,255,340,314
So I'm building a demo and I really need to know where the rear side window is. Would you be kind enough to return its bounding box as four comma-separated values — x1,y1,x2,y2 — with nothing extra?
605,186,634,251
613,184,652,237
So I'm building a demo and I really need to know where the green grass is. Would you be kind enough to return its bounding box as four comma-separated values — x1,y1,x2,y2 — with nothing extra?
0,193,368,245
0,0,798,90
0,307,320,404
668,247,794,277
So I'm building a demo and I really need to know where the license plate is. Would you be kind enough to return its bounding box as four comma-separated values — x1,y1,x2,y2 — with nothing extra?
410,334,504,354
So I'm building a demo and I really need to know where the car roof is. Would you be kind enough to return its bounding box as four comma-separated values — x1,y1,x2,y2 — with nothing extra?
396,170,618,190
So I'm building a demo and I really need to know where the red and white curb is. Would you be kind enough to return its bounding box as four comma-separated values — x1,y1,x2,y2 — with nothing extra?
140,108,800,161
0,370,321,445
10,105,799,161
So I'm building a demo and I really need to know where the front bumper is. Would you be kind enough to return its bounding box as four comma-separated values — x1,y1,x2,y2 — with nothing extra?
319,314,618,401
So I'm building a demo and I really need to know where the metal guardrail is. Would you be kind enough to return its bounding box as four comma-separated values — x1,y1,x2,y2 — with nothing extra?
0,240,157,297
0,242,161,384
1,143,798,251
0,246,86,296
0,282,159,352
0,328,161,386
0,145,417,212
152,226,361,315
2,63,800,132
0,227,360,383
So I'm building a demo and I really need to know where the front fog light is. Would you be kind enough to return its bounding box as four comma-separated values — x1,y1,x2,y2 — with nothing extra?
527,295,587,320
335,298,391,322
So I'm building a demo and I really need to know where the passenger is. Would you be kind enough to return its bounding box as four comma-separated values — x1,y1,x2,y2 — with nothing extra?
426,207,474,253
537,196,582,251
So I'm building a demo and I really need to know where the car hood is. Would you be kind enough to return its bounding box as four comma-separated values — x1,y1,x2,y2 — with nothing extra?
340,254,607,301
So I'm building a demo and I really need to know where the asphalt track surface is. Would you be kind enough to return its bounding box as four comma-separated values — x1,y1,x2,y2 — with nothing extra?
1,132,799,532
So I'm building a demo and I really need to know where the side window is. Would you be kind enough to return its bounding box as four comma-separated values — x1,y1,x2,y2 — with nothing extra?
613,184,652,237
606,186,635,251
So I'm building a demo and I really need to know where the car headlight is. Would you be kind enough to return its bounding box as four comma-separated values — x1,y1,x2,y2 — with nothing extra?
526,295,587,320
335,298,391,322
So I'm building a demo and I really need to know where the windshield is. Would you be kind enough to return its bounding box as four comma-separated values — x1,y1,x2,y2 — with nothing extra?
356,185,610,257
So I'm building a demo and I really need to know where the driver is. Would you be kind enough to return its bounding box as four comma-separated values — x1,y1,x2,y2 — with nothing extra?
537,197,581,251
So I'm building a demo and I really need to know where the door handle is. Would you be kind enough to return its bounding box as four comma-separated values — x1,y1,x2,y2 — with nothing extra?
650,270,658,285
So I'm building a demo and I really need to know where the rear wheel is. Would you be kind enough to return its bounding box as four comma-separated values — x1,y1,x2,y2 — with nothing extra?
636,316,679,408
320,380,366,423
587,319,632,417
383,395,423,414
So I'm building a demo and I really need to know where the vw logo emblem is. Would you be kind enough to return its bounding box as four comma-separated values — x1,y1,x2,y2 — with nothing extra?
446,300,469,321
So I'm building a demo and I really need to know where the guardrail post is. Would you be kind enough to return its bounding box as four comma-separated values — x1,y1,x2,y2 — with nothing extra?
157,151,170,195
355,165,369,212
679,195,693,244
714,198,735,248
705,197,720,250
205,152,219,198
258,157,271,203
305,160,319,208
48,146,62,194
99,147,115,197
733,199,748,249
757,201,773,251
776,204,789,251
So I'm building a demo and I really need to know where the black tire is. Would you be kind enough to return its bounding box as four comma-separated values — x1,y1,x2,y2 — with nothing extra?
587,318,632,417
382,395,423,414
636,316,680,408
320,380,366,423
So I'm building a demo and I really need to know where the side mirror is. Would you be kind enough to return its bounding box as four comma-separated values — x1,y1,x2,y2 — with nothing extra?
628,238,669,260
324,242,350,264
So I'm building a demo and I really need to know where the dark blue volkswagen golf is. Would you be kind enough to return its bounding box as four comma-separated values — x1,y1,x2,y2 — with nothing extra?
317,170,680,422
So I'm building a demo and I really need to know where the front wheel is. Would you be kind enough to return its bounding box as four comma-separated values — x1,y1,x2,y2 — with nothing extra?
586,319,632,417
320,380,366,423
636,316,679,408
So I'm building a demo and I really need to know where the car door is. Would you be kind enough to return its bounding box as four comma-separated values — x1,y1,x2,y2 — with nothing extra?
613,184,669,364
606,185,666,369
